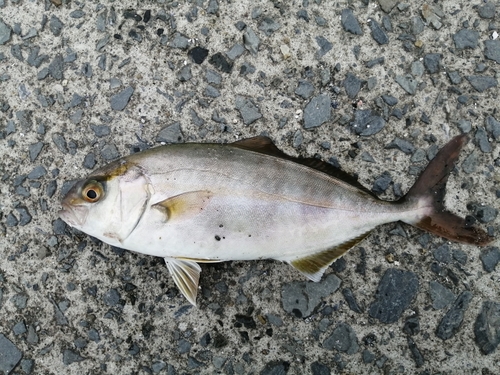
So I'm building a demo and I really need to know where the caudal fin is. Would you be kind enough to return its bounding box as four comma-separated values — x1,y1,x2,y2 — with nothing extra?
405,134,492,246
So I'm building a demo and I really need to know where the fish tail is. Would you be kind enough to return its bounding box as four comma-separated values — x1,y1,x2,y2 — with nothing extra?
404,134,492,246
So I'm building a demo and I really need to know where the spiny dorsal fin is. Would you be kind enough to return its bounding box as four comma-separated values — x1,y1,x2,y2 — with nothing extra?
231,136,376,198
290,232,369,282
152,190,213,222
164,258,201,306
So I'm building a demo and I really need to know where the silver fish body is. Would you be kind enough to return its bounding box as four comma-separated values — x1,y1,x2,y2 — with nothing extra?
60,136,491,305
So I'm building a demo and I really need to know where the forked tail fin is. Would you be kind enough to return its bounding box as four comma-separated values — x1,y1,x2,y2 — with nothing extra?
405,134,492,246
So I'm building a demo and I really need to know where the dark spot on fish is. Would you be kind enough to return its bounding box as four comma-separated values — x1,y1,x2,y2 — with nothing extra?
248,234,252,237
219,224,223,228
215,235,221,241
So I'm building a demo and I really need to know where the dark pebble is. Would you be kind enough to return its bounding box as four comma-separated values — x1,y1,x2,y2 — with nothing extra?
209,52,233,73
297,9,309,22
243,28,260,55
281,274,341,318
206,0,219,14
21,359,34,374
432,244,452,263
351,109,385,136
365,56,385,68
475,127,492,153
368,268,419,323
436,291,472,340
310,361,330,375
27,165,47,179
260,361,290,375
381,94,398,106
49,15,64,36
303,94,331,129
484,39,500,64
48,54,64,80
12,321,26,335
403,316,420,335
235,21,246,31
447,71,462,84
385,137,415,154
11,44,24,61
371,171,392,194
485,116,500,140
16,206,32,226
362,349,375,364
462,150,478,174
369,19,388,44
453,29,479,49
235,96,262,125
170,33,189,49
395,74,417,94
188,46,209,64
90,124,110,137
423,53,441,74
103,288,121,306
128,29,142,43
324,326,359,358
0,18,12,45
83,153,96,169
342,288,363,313
474,301,500,354
62,349,84,365
29,142,44,162
341,9,362,35
295,80,314,99
177,339,191,354
477,1,496,19
470,203,498,223
480,247,500,273
429,281,457,310
344,73,362,99
0,333,22,374
157,122,184,143
315,36,332,59
100,144,120,160
466,75,498,92
407,337,425,367
110,86,134,111
259,17,280,36
70,10,85,19
177,64,192,82
46,180,57,198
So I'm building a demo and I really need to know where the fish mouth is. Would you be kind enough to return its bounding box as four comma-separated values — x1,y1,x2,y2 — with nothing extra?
59,202,85,228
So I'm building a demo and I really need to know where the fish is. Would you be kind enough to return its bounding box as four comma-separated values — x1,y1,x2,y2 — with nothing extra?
59,135,492,305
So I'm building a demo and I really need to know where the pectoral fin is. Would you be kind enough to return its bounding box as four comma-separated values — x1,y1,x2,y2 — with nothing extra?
290,233,369,282
164,258,201,306
153,190,213,222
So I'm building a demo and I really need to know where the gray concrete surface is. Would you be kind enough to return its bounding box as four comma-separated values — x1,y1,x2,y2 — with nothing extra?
1,0,500,374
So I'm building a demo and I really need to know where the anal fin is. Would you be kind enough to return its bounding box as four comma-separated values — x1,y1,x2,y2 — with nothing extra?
164,258,201,306
290,233,369,282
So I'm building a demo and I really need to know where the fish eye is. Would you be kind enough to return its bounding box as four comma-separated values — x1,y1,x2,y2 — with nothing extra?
82,181,104,203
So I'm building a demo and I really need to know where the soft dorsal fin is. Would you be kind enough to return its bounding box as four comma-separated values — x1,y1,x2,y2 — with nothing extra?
289,232,369,282
231,136,376,197
164,258,201,306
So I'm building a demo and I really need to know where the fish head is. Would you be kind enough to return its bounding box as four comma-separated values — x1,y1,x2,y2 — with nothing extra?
59,160,151,246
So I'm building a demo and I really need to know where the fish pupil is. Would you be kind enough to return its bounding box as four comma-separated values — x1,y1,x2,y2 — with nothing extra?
87,190,97,199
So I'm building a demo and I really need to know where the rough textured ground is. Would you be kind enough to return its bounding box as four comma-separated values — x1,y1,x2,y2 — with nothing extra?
1,0,500,374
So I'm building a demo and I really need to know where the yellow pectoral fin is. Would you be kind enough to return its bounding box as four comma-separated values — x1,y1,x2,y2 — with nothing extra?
153,190,213,222
290,232,370,282
164,258,201,306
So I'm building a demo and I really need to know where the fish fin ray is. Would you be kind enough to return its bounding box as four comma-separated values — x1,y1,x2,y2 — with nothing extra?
153,190,213,221
164,258,201,306
404,134,492,246
231,137,376,197
290,233,369,282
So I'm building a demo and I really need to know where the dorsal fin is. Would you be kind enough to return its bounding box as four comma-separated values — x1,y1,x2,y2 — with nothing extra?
231,136,377,198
